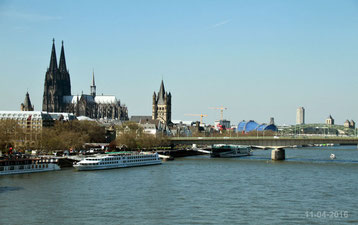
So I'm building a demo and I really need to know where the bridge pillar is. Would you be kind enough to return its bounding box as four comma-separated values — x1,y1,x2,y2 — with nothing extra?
271,148,285,160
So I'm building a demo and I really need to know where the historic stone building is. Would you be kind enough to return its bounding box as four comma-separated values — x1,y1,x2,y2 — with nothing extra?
152,80,171,125
21,92,34,111
326,115,334,125
42,39,128,120
344,119,355,129
350,120,355,128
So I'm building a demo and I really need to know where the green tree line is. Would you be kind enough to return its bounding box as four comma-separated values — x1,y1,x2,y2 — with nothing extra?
0,120,106,153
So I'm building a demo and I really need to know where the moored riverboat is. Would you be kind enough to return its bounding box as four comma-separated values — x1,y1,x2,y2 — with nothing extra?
0,155,60,175
73,152,161,171
210,144,252,158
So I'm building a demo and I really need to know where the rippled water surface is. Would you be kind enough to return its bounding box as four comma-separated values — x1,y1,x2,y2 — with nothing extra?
1,146,358,224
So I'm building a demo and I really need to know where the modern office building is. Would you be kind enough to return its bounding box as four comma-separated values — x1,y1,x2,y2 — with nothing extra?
296,107,305,125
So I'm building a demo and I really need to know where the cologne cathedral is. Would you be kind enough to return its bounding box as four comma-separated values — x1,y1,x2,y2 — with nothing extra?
42,39,128,120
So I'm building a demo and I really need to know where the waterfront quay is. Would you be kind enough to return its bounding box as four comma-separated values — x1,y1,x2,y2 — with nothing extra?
169,136,358,147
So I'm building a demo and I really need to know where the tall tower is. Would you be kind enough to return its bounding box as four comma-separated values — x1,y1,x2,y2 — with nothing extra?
326,115,334,125
90,70,96,97
152,92,157,119
59,41,71,96
296,107,305,125
152,80,171,125
42,39,71,112
21,92,34,111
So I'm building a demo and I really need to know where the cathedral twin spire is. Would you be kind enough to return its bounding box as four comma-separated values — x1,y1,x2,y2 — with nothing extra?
48,39,68,75
49,39,58,73
59,41,67,73
42,39,129,120
43,39,71,112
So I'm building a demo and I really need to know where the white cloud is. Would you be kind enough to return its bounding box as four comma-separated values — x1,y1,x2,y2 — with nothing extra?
210,19,231,29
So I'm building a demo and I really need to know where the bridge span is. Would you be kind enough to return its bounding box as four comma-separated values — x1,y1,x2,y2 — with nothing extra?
170,137,358,147
170,137,358,160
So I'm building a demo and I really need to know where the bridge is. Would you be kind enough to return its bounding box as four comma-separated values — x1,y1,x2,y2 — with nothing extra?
169,137,358,160
169,136,358,146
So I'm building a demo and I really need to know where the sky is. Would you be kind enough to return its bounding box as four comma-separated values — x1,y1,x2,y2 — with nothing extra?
0,0,358,126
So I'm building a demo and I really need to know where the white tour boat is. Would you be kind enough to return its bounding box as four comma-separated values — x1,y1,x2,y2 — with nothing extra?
73,152,161,171
0,156,60,175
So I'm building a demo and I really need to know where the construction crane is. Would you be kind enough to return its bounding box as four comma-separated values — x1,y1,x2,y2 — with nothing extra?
185,114,208,125
209,106,227,121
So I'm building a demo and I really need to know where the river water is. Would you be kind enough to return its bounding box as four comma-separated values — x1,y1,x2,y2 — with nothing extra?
1,146,358,224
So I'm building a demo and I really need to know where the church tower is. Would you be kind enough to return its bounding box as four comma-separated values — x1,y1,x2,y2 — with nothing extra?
59,41,71,96
90,70,96,97
21,92,34,111
152,80,171,125
42,39,71,112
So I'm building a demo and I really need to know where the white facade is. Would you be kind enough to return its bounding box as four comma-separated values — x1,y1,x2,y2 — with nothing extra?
141,123,157,135
0,111,53,130
0,111,76,130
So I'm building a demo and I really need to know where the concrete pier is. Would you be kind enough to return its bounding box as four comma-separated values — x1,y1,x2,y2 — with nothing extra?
271,148,285,160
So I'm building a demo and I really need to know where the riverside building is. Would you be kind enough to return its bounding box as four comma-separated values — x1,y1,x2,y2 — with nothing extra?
0,111,75,147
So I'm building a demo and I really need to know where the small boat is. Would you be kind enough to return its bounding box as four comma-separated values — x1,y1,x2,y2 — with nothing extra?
330,154,336,160
210,144,252,158
0,155,60,175
73,152,161,171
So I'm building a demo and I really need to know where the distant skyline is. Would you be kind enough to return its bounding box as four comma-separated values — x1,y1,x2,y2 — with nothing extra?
1,0,358,125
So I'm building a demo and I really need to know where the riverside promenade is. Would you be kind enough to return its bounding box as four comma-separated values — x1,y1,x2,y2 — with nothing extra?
169,136,358,147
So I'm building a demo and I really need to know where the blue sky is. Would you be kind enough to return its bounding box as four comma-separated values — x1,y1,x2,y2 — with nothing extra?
0,0,358,125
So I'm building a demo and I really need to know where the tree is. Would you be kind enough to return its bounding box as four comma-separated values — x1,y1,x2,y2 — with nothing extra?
34,120,106,152
115,121,169,150
0,120,25,152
